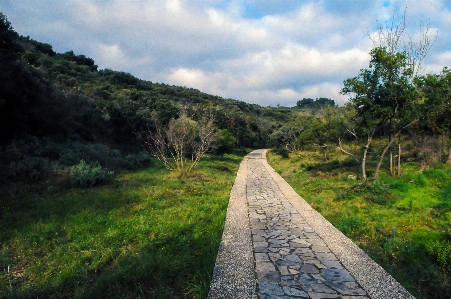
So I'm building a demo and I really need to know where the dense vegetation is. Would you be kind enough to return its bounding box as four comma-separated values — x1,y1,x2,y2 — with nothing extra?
0,12,298,190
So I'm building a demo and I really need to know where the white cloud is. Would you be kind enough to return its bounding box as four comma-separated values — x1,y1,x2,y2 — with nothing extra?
2,0,451,107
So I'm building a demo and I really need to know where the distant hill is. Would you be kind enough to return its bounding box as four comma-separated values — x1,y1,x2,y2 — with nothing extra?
0,12,299,184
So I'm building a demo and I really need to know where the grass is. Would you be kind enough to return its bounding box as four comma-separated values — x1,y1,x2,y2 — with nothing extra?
0,152,246,299
267,149,451,299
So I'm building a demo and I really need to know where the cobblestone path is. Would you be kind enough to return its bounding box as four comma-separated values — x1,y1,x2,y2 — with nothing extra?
208,150,414,299
247,153,368,299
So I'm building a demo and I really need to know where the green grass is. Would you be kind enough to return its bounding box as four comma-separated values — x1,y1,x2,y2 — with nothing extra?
0,152,245,299
267,149,451,299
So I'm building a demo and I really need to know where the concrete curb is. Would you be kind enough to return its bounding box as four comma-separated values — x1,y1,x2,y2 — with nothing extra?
207,155,257,299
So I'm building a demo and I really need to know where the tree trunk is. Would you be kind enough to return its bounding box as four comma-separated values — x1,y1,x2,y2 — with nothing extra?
374,131,401,182
362,130,375,180
374,121,417,182
398,142,401,176
390,151,393,175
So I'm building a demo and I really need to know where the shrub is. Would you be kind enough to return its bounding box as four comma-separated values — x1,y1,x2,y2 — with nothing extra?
8,156,51,182
123,151,152,169
273,147,289,158
69,160,110,188
427,240,451,269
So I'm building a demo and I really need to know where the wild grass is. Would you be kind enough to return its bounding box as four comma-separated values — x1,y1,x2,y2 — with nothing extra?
268,148,451,299
0,152,245,299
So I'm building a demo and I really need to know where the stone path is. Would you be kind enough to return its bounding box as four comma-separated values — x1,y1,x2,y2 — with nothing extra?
208,150,414,299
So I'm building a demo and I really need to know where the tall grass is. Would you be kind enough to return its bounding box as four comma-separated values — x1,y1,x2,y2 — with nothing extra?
0,152,245,298
268,149,451,299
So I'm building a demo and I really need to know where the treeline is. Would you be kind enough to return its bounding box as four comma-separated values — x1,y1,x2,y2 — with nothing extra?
273,49,451,181
0,13,303,188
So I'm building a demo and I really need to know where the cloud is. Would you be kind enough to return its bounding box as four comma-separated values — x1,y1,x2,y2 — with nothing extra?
2,0,451,107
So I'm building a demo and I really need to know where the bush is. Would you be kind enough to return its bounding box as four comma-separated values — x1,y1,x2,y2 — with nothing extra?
427,240,451,269
8,156,51,182
123,151,152,169
69,160,110,188
273,147,289,158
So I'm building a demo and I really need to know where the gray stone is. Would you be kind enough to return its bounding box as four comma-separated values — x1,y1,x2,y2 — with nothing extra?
257,262,276,272
300,263,319,274
321,269,355,282
259,282,284,295
325,281,367,296
282,286,309,297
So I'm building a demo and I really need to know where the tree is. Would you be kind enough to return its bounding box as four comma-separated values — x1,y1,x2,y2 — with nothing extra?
341,47,419,180
415,67,451,164
139,108,216,171
214,129,236,156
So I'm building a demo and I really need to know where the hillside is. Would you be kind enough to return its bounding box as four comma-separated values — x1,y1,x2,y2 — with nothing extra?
0,12,303,187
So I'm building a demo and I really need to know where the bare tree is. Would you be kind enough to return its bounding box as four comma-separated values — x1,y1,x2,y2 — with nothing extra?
368,8,437,78
139,107,216,171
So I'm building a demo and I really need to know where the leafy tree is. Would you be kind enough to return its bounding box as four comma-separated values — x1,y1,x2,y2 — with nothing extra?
214,129,236,156
342,47,419,180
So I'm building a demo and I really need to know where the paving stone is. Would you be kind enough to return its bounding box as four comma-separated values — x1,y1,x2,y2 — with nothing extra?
321,269,356,282
316,252,338,261
300,263,320,274
320,260,344,270
282,286,309,297
259,282,285,295
308,292,341,299
258,271,281,282
310,283,337,293
257,262,276,272
324,281,367,296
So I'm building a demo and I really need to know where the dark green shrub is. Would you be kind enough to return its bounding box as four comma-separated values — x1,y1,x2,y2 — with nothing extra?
8,156,51,182
427,240,451,269
69,160,110,188
123,151,152,169
273,147,289,158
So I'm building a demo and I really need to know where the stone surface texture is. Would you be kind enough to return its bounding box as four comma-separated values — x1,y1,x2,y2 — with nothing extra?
209,149,414,299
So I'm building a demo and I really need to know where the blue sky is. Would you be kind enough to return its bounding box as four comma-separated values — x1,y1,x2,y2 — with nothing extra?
2,0,451,106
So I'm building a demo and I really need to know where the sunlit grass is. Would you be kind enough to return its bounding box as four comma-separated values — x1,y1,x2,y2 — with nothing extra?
0,152,245,298
267,149,451,298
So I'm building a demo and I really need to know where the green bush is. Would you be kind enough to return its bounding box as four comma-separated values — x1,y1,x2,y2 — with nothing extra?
123,151,152,169
273,147,289,158
423,169,447,181
69,160,110,188
428,240,451,269
8,156,51,182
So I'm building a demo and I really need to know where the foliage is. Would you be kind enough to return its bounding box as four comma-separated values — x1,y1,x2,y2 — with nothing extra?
341,47,419,180
68,160,110,188
296,97,335,110
0,12,296,187
139,108,216,171
213,129,237,155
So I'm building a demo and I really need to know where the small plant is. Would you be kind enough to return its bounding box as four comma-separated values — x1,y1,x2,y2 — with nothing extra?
336,216,362,235
427,240,451,269
69,160,110,188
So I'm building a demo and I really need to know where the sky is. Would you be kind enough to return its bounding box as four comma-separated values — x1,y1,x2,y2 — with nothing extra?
2,0,451,106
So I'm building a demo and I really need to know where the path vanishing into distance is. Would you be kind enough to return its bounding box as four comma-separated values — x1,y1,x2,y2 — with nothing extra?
208,149,414,299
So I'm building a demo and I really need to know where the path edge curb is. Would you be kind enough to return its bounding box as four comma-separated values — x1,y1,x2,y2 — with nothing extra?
207,156,256,299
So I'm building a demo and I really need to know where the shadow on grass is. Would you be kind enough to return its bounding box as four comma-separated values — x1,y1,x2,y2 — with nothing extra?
1,156,240,299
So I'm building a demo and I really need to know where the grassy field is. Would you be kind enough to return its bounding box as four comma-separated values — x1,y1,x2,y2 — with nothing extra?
0,152,246,299
267,149,451,298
